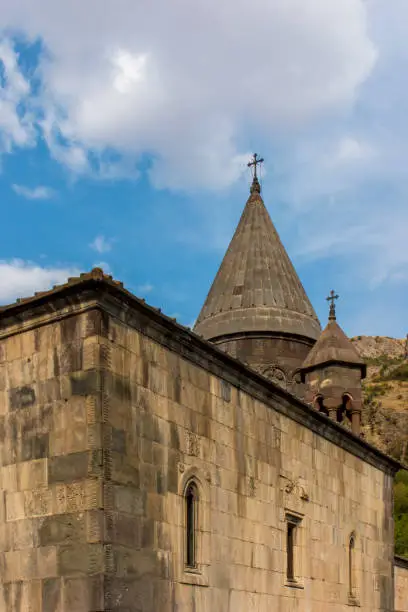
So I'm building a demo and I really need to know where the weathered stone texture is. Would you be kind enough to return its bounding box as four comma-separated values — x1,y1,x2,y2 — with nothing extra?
101,315,396,612
0,310,105,611
214,333,313,394
0,294,401,611
395,559,408,612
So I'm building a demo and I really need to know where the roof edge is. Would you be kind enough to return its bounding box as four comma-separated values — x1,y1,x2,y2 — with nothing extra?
209,329,316,346
395,555,408,569
0,268,400,475
300,359,367,380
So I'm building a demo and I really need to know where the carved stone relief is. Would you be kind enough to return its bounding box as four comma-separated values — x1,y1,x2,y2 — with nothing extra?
259,364,287,389
185,431,200,457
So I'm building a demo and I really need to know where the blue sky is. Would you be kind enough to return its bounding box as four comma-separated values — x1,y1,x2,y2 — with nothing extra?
0,0,407,338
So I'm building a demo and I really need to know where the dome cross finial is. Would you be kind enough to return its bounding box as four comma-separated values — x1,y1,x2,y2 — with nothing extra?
326,290,339,321
248,153,264,193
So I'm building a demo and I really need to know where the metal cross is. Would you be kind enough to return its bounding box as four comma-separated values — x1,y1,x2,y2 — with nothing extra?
247,153,264,180
326,290,339,320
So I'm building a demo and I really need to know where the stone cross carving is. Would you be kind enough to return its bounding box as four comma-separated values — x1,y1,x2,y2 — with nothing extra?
326,290,339,321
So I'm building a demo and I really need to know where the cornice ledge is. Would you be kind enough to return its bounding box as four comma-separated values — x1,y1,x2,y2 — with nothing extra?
0,277,402,476
97,290,401,476
395,555,408,569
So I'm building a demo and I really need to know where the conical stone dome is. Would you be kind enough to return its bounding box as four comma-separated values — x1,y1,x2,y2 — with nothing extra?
194,176,321,392
300,304,366,436
194,179,320,342
301,318,366,376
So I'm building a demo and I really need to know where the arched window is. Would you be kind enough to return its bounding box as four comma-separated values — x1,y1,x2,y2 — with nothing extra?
349,534,356,598
185,481,199,569
314,395,329,416
340,394,353,424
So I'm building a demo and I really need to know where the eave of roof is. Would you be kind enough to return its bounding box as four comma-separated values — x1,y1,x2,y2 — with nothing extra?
0,267,401,475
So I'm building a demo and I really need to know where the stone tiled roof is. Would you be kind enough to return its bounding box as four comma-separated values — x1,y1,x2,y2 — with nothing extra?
0,267,123,310
301,318,366,376
0,267,175,323
0,266,400,473
194,181,321,341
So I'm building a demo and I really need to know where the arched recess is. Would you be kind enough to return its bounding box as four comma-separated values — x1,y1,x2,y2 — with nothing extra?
348,531,359,603
314,394,329,416
290,368,304,396
185,481,199,568
338,393,353,424
178,466,210,586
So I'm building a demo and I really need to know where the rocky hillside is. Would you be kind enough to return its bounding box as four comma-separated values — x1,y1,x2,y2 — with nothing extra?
350,335,408,462
350,336,408,558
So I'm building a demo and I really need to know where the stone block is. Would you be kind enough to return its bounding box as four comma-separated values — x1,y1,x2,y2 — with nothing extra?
9,385,36,410
38,513,87,547
57,543,104,576
113,485,145,516
69,371,100,397
24,488,53,518
6,491,26,521
21,433,49,462
6,336,22,362
110,452,140,487
62,575,104,611
18,459,48,491
108,512,142,548
42,578,62,612
2,464,18,491
50,425,87,456
48,452,90,484
11,518,35,550
82,338,101,372
113,546,158,579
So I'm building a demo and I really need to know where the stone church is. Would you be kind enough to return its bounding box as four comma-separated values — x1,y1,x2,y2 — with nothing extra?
0,161,407,611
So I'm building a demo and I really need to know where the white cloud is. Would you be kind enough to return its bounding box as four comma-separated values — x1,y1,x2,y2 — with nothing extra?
0,259,79,304
12,184,55,200
137,283,153,295
0,39,35,154
112,50,148,94
90,235,112,254
0,0,376,188
332,137,375,165
286,178,408,288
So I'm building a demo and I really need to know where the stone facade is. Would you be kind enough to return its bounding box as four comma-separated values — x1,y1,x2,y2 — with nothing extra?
0,273,402,611
213,333,313,396
0,308,106,610
395,557,408,612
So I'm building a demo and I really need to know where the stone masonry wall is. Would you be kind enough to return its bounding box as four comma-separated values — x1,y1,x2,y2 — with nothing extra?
395,560,408,612
106,314,395,612
0,300,397,611
0,310,106,611
213,334,312,395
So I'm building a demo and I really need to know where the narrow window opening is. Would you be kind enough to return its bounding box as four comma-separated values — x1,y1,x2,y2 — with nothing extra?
315,395,329,416
349,534,356,598
287,522,295,581
185,481,198,569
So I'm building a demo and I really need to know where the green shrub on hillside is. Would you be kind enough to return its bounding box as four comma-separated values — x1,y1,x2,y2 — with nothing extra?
395,471,408,558
388,363,408,382
365,355,403,368
363,382,392,399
